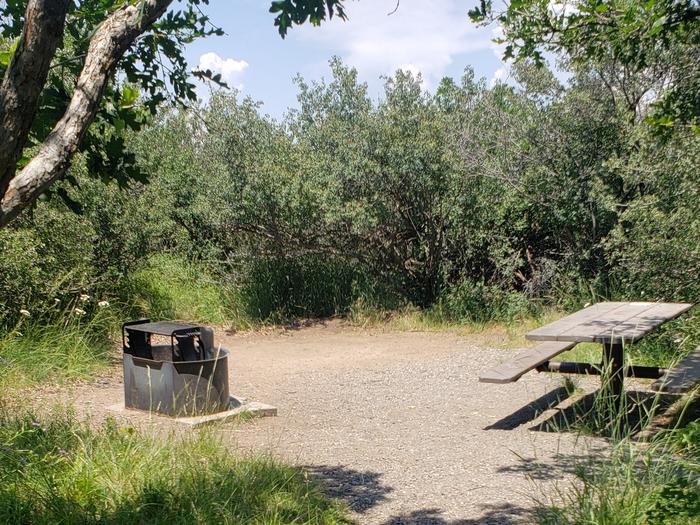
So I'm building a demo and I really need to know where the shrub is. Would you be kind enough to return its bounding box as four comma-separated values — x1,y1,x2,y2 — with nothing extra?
120,254,248,328
437,279,534,323
242,256,359,322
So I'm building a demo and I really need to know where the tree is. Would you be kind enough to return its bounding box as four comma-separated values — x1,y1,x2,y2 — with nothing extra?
0,0,346,228
469,1,700,126
470,1,699,64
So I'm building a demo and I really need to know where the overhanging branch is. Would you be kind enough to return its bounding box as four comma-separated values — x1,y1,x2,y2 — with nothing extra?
0,0,174,227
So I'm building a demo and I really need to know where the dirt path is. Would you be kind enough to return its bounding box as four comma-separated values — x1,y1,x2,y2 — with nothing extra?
51,321,605,524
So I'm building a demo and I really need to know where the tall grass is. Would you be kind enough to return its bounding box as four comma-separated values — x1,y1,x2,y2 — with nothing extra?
0,255,255,390
241,256,360,322
536,379,700,525
0,409,350,525
0,304,119,391
121,254,250,329
538,419,700,524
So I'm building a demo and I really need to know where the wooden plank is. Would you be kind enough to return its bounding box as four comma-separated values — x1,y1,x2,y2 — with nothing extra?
479,341,576,384
556,302,658,343
597,302,693,343
652,346,700,394
525,302,628,341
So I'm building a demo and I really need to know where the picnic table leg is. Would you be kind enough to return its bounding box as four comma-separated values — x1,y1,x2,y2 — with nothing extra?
602,342,624,413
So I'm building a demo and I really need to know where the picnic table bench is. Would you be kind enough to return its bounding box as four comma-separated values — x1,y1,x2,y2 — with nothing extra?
652,346,700,394
479,302,698,405
479,341,576,384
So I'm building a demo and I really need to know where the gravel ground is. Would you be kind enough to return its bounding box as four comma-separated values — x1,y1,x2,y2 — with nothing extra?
52,321,609,524
217,323,607,524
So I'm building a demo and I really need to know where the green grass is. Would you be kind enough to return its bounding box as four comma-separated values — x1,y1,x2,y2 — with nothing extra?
122,254,251,329
534,377,700,525
0,409,350,525
349,302,564,349
537,410,700,525
0,307,117,391
0,255,255,390
0,255,354,524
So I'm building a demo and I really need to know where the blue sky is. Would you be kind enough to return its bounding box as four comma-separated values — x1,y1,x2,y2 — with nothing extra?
183,0,507,120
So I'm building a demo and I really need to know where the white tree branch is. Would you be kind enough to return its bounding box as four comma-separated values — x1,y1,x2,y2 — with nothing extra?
0,0,174,227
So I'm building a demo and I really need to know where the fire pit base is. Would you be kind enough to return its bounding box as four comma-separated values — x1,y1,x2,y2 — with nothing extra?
108,395,277,428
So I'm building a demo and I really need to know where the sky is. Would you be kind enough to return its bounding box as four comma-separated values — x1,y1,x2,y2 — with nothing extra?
183,0,508,120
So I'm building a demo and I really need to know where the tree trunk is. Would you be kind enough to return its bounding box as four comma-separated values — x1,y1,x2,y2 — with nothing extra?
0,0,70,197
0,0,174,228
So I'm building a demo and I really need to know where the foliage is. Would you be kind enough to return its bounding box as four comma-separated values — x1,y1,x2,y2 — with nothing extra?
606,129,700,302
0,0,353,229
270,0,347,36
469,1,700,65
242,255,360,322
0,0,223,191
4,48,700,327
121,254,248,328
0,306,115,390
469,0,700,128
436,278,533,323
0,410,350,524
538,406,700,525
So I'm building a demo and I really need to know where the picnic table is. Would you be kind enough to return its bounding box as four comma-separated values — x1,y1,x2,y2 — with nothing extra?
480,302,698,411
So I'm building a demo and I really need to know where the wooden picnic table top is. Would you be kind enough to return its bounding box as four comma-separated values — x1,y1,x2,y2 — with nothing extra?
526,302,693,344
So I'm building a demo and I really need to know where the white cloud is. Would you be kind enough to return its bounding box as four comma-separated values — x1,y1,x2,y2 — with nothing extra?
491,66,509,86
294,0,493,89
548,1,579,18
398,63,423,79
197,52,249,88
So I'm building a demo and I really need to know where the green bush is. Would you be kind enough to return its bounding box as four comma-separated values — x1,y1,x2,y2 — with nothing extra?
121,254,248,328
436,279,534,323
0,410,350,525
0,208,97,328
242,256,359,322
606,130,700,305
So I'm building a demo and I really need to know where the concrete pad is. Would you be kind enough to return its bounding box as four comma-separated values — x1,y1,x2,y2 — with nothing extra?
107,395,277,428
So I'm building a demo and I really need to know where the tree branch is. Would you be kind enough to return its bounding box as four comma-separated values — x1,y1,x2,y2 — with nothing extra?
0,0,174,227
0,0,70,198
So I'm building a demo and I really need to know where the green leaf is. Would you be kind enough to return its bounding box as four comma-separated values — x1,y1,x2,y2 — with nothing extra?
120,85,140,107
649,15,668,36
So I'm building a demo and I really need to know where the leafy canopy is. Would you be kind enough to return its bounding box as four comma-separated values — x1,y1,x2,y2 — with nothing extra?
469,1,700,126
0,0,346,202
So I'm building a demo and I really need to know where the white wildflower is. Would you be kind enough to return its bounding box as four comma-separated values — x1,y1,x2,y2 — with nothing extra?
73,308,86,316
97,300,110,308
19,309,31,318
53,298,60,305
79,294,90,302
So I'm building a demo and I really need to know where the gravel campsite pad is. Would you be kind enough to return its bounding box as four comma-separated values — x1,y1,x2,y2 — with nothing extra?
51,321,606,524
